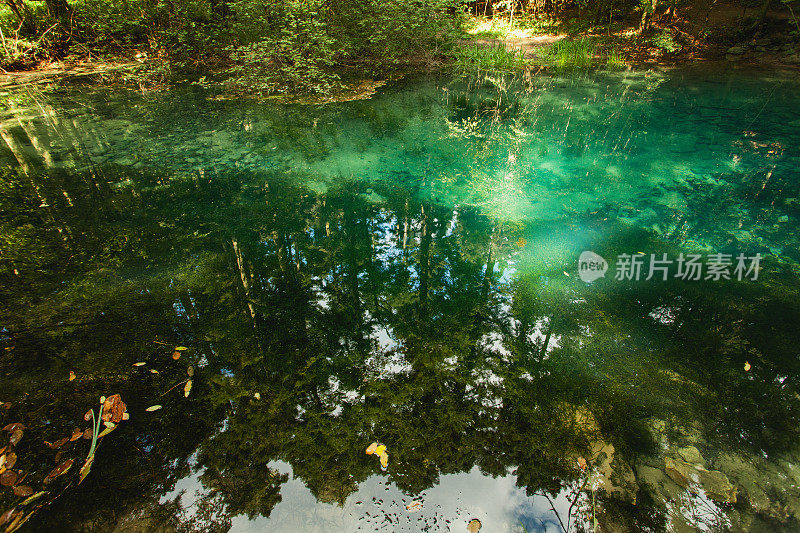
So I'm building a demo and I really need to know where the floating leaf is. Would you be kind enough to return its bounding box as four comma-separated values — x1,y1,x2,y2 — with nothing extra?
19,491,46,507
44,459,73,483
9,430,23,447
78,455,94,484
54,450,63,464
145,405,162,412
365,442,378,455
133,362,146,367
744,361,751,371
2,424,24,433
467,518,482,532
50,437,69,449
97,425,116,438
174,346,188,351
101,394,127,423
82,428,93,440
184,380,193,397
2,453,16,470
84,410,93,422
171,351,181,360
577,457,587,471
150,369,159,374
375,444,386,456
68,371,76,381
254,392,261,400
1,470,17,486
4,508,33,532
70,429,82,442
99,396,105,404
122,413,130,421
406,501,423,512
379,452,388,470
12,486,32,498
187,366,194,377
0,509,15,527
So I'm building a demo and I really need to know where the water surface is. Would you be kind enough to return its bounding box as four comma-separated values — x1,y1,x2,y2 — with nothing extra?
1,66,800,532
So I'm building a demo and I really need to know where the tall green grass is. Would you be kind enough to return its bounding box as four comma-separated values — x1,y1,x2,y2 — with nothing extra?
542,37,595,70
455,43,527,71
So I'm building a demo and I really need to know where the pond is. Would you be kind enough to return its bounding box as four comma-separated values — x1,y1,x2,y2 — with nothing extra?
1,66,800,532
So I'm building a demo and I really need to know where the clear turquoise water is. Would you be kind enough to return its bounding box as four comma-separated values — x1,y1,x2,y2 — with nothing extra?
1,66,800,531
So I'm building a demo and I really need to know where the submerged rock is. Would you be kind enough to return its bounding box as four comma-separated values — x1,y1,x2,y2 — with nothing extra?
664,456,737,503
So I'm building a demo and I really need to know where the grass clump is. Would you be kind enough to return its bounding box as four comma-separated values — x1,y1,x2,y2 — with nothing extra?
542,37,595,69
605,48,626,68
455,43,527,71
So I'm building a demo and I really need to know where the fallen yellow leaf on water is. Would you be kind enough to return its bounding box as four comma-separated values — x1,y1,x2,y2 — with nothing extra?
406,501,423,512
365,442,378,455
133,362,146,367
744,361,751,371
175,346,188,351
69,371,76,381
577,457,587,471
184,380,193,397
379,452,388,470
375,444,386,456
145,405,162,412
468,518,482,532
254,392,261,400
150,369,159,374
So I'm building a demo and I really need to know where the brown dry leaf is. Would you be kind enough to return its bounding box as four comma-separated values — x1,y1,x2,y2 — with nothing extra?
3,453,16,470
184,380,192,397
69,371,76,381
467,518,482,532
70,429,82,442
54,450,64,464
187,366,194,377
0,508,15,527
19,491,46,507
2,424,24,433
0,470,17,486
101,394,127,424
82,428,93,440
145,405,162,412
171,351,181,360
84,409,93,422
12,486,32,498
43,459,73,484
9,430,23,447
52,437,69,449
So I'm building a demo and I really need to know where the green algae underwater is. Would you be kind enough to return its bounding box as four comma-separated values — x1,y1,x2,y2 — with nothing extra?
1,65,800,531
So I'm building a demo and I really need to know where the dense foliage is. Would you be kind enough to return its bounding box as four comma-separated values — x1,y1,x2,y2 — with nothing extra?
0,0,465,93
